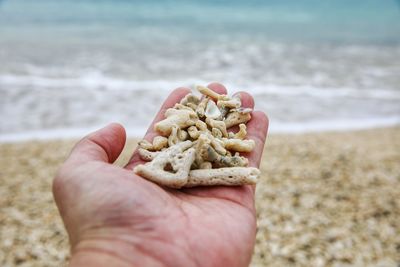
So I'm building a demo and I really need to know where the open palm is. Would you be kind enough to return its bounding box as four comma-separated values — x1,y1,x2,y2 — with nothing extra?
53,83,269,267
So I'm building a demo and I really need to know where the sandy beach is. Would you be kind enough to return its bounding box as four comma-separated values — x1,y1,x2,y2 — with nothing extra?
0,127,399,266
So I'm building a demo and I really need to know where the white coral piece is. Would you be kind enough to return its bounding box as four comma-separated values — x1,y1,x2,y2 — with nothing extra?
223,138,255,153
185,167,260,187
224,111,251,129
234,124,247,140
134,141,196,188
197,85,226,100
155,108,197,136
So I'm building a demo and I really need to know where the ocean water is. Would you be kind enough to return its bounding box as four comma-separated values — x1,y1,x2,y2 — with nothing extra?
0,0,400,141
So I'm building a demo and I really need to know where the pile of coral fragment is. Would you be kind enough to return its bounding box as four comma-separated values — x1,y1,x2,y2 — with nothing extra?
134,85,260,188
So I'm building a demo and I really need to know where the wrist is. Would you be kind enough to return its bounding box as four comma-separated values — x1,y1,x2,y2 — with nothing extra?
68,227,198,267
69,238,166,267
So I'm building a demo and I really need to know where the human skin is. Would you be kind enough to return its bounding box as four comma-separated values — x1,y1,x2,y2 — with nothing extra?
53,83,269,267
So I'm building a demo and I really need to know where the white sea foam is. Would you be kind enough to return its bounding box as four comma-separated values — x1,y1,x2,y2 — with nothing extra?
1,73,399,141
0,72,208,92
1,73,399,101
246,84,400,100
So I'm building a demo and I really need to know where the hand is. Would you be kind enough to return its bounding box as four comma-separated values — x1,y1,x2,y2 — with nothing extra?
53,83,269,267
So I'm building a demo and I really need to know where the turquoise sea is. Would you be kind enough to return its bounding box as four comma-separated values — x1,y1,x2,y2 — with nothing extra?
0,0,400,140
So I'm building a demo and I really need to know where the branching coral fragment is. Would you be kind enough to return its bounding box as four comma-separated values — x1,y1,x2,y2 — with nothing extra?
234,124,247,140
206,118,228,137
134,141,196,188
197,85,226,100
155,108,197,136
224,111,251,128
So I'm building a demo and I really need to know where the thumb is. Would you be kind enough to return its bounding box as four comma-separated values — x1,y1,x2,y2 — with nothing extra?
68,123,126,164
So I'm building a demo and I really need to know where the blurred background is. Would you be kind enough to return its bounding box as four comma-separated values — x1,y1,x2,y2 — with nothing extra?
0,0,399,140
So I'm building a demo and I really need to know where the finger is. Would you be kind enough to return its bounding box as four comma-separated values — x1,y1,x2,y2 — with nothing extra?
207,82,228,95
243,111,269,167
126,87,191,169
67,123,126,164
233,91,254,109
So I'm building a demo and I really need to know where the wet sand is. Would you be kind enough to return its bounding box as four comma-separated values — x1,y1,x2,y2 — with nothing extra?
0,127,399,266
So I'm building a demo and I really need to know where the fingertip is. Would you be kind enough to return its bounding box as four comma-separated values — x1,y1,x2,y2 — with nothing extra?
69,123,127,164
207,82,228,95
172,87,192,97
252,111,269,128
109,122,127,149
234,91,254,109
96,123,127,163
108,122,126,138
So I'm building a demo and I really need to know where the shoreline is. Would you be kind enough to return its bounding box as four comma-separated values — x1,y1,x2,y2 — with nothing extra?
1,121,399,143
1,126,399,266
